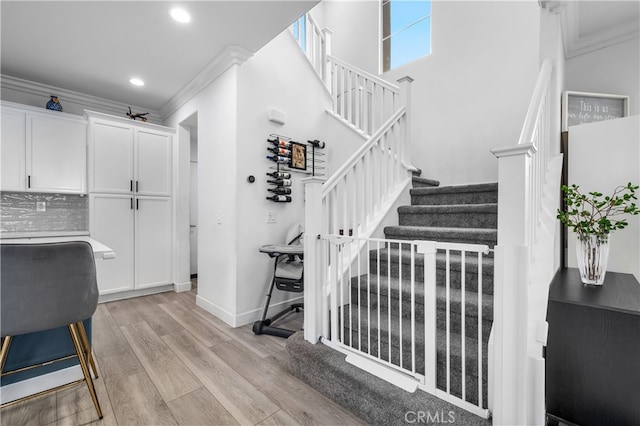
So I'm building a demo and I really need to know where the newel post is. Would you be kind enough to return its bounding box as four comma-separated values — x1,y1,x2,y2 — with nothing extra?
489,143,536,425
303,176,326,343
322,28,333,90
397,76,414,165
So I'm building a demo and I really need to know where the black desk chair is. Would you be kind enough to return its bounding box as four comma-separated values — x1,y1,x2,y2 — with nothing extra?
253,224,304,338
0,241,103,419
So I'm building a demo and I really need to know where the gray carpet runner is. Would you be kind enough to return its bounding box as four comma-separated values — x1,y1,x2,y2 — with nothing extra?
286,177,498,425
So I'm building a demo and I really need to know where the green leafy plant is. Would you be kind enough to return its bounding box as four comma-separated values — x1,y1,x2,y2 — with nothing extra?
557,182,640,238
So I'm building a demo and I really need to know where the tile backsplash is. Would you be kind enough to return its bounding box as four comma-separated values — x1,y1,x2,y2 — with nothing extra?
0,192,88,233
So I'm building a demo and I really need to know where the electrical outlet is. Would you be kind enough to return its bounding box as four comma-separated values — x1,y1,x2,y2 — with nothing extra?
36,201,46,212
216,210,223,225
266,210,277,223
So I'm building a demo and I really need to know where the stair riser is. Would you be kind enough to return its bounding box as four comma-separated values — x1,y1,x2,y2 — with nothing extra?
410,191,498,206
399,211,497,229
369,260,494,295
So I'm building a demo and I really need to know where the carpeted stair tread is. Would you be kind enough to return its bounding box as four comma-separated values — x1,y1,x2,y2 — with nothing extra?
384,225,497,246
285,332,491,425
398,204,497,228
370,247,494,274
410,182,498,195
412,176,441,187
410,183,498,206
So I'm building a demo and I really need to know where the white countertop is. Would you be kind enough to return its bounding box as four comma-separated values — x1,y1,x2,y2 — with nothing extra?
0,236,115,260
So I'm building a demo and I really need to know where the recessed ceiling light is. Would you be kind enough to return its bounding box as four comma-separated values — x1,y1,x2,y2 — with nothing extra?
170,8,191,23
129,78,145,87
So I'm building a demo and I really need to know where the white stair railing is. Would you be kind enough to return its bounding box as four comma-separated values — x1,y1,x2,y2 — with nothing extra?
490,58,563,425
328,56,400,137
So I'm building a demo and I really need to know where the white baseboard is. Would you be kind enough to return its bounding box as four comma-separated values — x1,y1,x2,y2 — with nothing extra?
195,294,303,328
174,281,192,293
0,365,82,405
98,284,174,303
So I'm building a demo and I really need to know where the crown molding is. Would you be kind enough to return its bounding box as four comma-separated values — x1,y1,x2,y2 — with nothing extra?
560,1,640,59
0,74,162,123
159,45,253,121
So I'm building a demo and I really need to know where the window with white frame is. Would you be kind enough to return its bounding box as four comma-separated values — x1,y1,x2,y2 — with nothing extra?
382,0,432,72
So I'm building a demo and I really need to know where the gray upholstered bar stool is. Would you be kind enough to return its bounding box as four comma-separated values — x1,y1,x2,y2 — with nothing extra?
0,241,103,419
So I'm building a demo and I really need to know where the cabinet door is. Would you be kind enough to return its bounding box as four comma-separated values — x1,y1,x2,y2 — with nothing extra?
135,129,172,196
89,120,134,194
1,108,26,191
90,194,135,294
27,114,86,193
135,196,172,289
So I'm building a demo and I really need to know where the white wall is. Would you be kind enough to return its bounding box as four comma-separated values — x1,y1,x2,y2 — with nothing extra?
384,1,541,185
565,37,640,116
166,66,240,324
567,115,640,281
322,1,542,186
166,28,368,326
322,0,380,75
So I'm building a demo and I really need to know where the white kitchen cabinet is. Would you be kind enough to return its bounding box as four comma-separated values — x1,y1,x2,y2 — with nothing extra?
1,107,26,191
27,113,86,193
90,194,135,294
135,196,172,289
90,194,173,295
1,101,86,194
89,120,134,194
87,111,175,297
87,111,172,196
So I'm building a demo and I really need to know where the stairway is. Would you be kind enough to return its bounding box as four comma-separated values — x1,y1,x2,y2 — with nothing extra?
286,177,498,424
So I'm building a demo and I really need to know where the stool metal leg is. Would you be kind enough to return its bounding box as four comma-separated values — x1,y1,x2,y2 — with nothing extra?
76,322,98,379
68,324,103,419
0,336,12,373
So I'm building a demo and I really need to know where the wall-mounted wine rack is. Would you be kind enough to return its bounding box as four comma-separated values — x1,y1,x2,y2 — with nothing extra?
265,134,326,203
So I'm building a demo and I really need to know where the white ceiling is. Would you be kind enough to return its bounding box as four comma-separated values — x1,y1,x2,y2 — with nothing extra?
1,1,638,114
0,1,316,112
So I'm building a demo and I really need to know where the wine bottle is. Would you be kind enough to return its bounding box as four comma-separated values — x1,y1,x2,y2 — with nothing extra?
267,138,291,148
266,171,291,179
266,155,289,164
267,146,291,156
266,195,292,202
267,179,292,187
268,187,292,195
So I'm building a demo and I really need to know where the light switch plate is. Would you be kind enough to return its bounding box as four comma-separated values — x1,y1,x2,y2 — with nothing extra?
266,210,277,223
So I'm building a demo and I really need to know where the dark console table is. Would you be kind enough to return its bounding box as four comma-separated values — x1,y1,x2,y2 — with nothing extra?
546,268,640,425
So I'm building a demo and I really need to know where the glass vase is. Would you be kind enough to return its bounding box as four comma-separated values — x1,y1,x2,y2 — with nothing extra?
575,233,610,285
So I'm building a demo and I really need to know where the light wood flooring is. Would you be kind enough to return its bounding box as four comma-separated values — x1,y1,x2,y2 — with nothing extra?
0,283,364,426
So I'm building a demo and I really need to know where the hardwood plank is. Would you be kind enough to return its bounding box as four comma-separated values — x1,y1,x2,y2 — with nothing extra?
257,409,300,426
92,305,144,377
166,387,238,426
0,391,56,426
104,371,177,425
214,339,365,426
57,376,117,426
119,322,201,403
107,296,183,337
190,305,292,358
162,330,279,425
158,301,232,347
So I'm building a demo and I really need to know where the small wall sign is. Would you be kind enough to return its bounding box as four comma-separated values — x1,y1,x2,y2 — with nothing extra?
562,91,629,131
